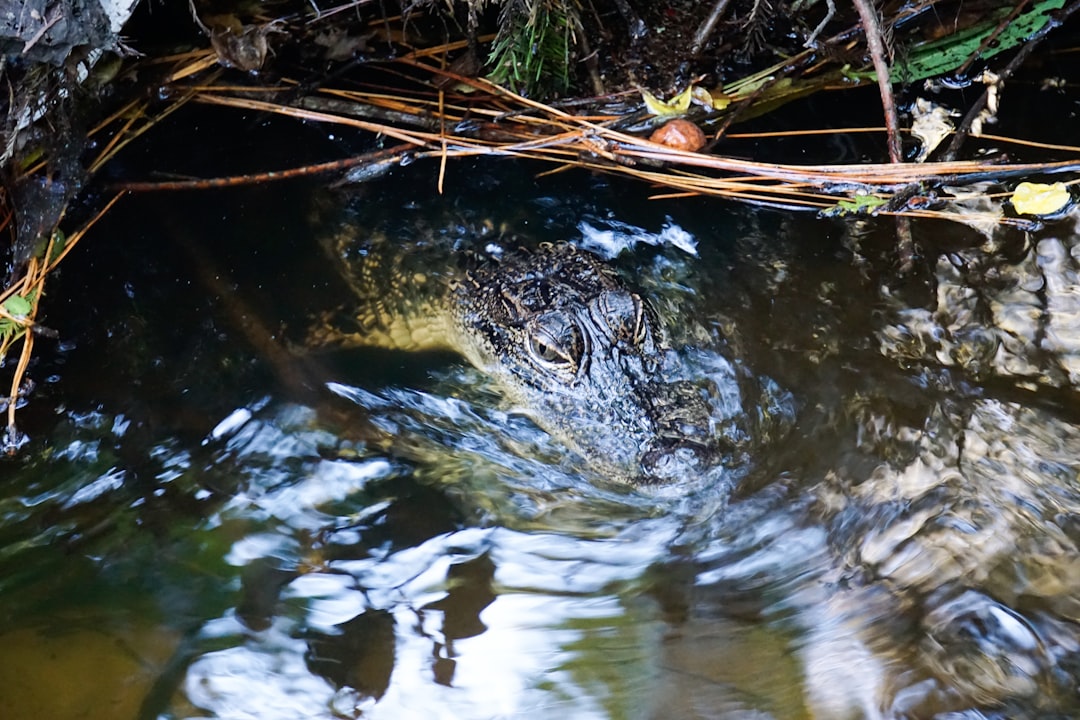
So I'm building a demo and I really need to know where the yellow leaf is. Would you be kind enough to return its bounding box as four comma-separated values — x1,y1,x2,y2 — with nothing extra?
710,92,731,110
1012,182,1072,216
689,85,730,111
640,86,693,116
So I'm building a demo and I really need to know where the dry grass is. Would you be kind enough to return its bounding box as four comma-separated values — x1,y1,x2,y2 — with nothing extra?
113,50,1080,229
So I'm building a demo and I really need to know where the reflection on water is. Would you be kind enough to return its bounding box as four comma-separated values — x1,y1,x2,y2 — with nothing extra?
4,165,1080,719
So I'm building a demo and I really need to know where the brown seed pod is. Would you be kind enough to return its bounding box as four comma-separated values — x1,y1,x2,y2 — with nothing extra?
648,119,707,152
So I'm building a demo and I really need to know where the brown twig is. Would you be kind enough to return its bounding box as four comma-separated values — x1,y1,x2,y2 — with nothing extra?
851,0,913,270
852,0,902,164
691,0,734,56
21,6,62,55
113,145,415,192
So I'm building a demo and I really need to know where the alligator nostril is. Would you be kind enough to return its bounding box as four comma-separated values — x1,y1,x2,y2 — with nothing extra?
640,440,711,483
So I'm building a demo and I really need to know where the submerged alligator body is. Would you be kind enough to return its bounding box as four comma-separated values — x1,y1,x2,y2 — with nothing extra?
312,220,729,484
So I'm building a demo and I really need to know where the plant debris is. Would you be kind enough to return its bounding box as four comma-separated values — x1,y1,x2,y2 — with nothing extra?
1011,181,1073,216
649,119,707,152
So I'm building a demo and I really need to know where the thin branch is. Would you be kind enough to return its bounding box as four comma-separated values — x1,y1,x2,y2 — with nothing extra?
851,0,912,270
114,145,415,192
692,0,734,56
852,0,902,164
21,6,62,54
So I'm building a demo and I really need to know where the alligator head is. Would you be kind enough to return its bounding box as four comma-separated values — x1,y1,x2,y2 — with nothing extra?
451,242,724,484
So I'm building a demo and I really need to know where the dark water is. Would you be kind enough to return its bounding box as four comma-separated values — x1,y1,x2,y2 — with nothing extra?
5,106,1080,719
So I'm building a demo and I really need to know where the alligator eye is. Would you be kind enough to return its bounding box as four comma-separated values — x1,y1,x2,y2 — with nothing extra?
526,331,576,368
526,314,583,371
529,337,565,364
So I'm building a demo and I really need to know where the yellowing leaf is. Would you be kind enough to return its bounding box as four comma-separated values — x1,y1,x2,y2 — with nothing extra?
1012,182,1071,216
640,86,693,116
690,85,731,111
691,86,713,108
910,98,957,163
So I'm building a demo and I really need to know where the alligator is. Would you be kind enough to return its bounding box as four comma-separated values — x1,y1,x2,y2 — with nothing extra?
310,220,730,484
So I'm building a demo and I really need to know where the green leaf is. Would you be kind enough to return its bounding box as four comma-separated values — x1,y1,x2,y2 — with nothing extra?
3,295,33,318
49,230,67,264
851,0,1067,84
822,194,888,217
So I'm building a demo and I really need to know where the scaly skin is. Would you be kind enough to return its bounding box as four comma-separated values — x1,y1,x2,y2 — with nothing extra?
313,229,719,484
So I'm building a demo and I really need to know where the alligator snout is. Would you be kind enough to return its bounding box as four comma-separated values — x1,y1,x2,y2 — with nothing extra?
634,376,727,482
639,438,714,483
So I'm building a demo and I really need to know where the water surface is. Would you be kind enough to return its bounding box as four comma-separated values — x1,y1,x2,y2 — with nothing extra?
4,123,1080,719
